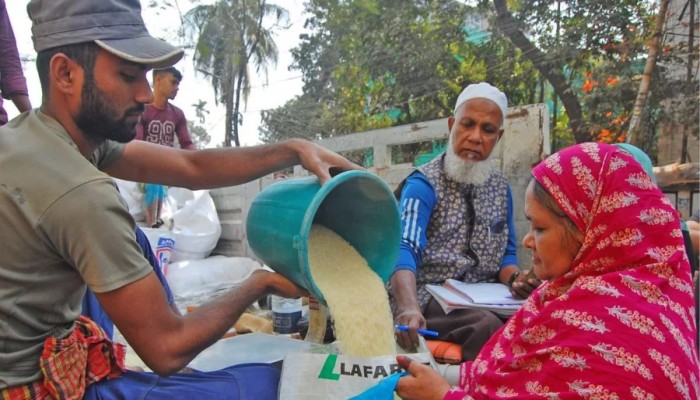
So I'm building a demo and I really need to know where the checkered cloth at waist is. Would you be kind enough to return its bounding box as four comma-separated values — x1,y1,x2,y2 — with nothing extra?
1,315,126,400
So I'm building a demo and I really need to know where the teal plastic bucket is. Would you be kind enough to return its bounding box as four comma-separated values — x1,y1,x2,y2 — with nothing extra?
246,170,400,305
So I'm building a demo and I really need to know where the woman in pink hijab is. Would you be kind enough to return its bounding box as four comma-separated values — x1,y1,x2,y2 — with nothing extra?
396,142,699,400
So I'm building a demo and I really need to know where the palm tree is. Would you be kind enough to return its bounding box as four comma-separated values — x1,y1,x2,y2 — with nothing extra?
185,0,288,147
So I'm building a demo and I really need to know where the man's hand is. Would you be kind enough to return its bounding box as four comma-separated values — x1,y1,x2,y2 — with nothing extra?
395,355,451,400
510,269,541,299
291,139,363,184
251,269,309,299
394,307,426,352
390,270,424,351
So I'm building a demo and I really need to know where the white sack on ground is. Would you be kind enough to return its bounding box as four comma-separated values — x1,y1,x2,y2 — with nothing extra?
170,190,222,261
113,179,178,223
114,184,222,261
166,256,261,299
113,178,145,222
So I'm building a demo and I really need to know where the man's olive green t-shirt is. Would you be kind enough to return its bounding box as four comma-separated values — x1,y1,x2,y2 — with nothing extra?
0,110,152,388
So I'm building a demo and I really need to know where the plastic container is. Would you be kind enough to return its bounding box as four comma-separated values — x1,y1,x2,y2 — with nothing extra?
271,295,303,334
246,170,400,306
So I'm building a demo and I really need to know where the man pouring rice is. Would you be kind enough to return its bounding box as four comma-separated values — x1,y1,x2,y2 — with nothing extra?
0,0,360,398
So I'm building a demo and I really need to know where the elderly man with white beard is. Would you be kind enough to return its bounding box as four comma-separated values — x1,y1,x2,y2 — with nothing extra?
389,83,539,371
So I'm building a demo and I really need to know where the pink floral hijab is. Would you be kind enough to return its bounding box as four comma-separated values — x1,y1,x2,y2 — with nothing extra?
451,143,699,400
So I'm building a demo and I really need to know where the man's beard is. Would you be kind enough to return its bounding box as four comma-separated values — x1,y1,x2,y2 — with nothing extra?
76,73,143,144
443,135,497,186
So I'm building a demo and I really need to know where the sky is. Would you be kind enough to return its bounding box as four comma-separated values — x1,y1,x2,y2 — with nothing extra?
5,0,306,147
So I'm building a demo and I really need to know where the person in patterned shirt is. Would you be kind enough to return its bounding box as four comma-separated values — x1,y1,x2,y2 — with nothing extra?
395,142,699,400
389,83,539,366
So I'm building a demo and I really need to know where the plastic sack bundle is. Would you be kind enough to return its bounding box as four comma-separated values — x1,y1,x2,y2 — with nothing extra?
139,227,175,276
113,179,179,224
166,256,261,299
168,187,195,209
112,178,145,222
112,183,219,261
170,190,221,261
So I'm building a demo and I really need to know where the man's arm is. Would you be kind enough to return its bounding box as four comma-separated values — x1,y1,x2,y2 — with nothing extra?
96,269,305,376
394,174,435,274
391,173,436,351
0,3,31,113
106,138,361,188
687,220,700,257
9,94,31,113
42,181,302,376
175,107,196,150
497,185,519,285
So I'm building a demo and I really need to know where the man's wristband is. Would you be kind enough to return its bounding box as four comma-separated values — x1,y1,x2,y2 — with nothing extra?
507,271,520,288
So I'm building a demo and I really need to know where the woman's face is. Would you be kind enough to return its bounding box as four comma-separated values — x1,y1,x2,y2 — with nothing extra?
522,181,583,281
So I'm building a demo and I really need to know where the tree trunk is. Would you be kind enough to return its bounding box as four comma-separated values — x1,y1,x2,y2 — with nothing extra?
228,0,264,148
402,101,412,122
492,0,589,143
626,0,671,144
681,0,695,163
232,65,245,147
224,90,234,147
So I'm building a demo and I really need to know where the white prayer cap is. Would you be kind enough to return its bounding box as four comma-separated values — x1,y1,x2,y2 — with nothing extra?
454,82,508,124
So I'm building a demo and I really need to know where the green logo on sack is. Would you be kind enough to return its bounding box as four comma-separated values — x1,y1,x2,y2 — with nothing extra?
318,354,403,381
318,354,341,380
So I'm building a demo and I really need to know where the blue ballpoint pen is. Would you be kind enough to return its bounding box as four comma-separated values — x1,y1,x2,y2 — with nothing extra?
394,324,439,337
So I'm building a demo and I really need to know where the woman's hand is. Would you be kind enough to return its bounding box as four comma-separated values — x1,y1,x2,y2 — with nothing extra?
395,355,451,400
510,269,541,299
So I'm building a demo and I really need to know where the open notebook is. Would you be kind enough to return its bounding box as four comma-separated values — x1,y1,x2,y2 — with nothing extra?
426,279,525,316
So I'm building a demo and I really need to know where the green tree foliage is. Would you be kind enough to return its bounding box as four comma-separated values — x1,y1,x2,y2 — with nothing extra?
259,0,540,144
192,99,211,124
488,0,676,149
260,94,331,143
188,99,212,148
184,0,289,147
173,0,687,160
188,121,212,148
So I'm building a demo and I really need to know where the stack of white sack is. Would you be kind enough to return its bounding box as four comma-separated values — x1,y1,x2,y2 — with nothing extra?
169,189,222,261
113,179,222,263
112,178,147,222
166,256,262,302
